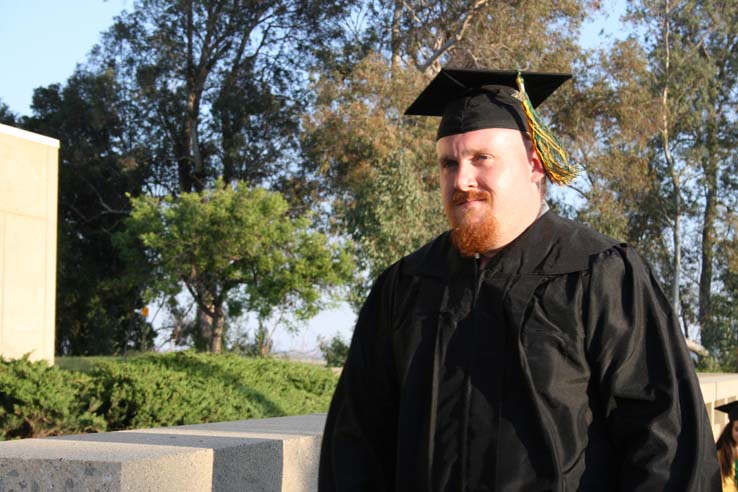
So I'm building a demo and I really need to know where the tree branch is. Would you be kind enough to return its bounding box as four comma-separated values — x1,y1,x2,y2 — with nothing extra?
415,0,489,73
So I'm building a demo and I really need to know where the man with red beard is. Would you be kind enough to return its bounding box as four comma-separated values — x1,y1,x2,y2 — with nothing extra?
318,69,720,491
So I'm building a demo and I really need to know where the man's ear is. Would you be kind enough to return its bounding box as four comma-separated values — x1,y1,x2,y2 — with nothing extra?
529,148,546,183
523,132,545,182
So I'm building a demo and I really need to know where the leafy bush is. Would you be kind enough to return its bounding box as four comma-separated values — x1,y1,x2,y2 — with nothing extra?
166,352,337,414
319,335,350,367
91,357,253,430
0,352,338,439
0,356,106,440
92,352,337,429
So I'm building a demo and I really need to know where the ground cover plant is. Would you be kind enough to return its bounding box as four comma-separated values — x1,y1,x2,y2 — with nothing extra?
0,352,338,440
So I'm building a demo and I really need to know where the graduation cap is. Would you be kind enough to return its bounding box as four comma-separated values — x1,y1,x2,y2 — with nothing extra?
404,68,579,185
717,401,738,421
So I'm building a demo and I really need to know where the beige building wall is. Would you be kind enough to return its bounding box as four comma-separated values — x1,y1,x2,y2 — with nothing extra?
0,124,59,364
699,373,738,439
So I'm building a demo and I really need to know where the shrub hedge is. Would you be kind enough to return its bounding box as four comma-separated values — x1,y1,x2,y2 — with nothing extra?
0,352,338,440
0,355,106,439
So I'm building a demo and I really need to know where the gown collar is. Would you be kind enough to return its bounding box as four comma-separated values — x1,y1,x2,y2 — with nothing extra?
402,210,621,280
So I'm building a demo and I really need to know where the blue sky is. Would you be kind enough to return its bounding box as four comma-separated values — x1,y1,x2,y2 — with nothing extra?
0,0,131,115
1,0,627,116
0,0,627,354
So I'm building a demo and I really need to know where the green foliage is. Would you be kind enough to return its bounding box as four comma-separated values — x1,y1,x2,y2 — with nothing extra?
347,151,446,305
695,355,725,373
0,100,17,126
303,0,590,305
21,70,151,355
580,0,738,352
96,0,351,192
303,57,447,306
13,0,738,362
14,0,355,356
91,355,256,429
0,353,338,440
319,335,350,368
91,352,339,429
0,356,106,440
55,356,121,373
701,235,738,370
118,181,354,353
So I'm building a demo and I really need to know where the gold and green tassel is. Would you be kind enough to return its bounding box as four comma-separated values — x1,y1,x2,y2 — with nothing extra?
515,72,579,186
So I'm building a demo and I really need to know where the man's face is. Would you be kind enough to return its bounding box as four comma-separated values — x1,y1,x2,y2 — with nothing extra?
436,128,545,256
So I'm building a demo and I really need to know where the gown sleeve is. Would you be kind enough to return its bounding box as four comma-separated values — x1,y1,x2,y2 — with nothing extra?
583,245,721,491
318,266,400,492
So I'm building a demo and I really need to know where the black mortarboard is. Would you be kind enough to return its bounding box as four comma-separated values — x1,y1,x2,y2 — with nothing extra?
717,401,738,421
404,67,579,186
404,68,571,140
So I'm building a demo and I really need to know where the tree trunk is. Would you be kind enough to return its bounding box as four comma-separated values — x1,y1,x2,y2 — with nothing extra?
188,98,204,191
671,198,682,333
210,304,224,353
699,157,718,329
176,134,194,193
197,305,213,351
255,319,272,357
390,0,402,74
218,88,238,185
659,0,684,335
179,0,196,193
181,0,206,192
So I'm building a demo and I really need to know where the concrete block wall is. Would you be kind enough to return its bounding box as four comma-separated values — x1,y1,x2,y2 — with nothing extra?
0,414,325,492
1,376,737,490
0,124,58,364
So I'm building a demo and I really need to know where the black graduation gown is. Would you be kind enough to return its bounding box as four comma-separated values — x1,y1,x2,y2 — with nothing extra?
319,211,720,491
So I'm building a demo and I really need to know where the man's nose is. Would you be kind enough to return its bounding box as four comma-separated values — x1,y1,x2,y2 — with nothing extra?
454,160,477,190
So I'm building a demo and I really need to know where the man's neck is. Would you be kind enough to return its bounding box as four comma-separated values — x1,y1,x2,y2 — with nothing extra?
476,201,549,264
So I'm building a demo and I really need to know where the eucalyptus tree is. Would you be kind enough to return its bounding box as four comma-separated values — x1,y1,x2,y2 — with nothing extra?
622,0,738,351
303,0,598,305
95,0,351,194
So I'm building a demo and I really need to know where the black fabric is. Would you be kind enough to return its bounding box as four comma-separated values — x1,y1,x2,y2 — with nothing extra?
435,86,529,139
404,68,571,116
318,211,721,491
403,68,571,140
716,400,738,421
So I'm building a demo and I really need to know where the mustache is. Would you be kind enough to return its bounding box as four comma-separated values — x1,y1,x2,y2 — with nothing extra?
452,189,492,206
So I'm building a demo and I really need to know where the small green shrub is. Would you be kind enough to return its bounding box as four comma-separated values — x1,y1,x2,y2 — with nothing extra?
695,355,731,373
319,335,350,367
91,354,260,429
0,356,106,440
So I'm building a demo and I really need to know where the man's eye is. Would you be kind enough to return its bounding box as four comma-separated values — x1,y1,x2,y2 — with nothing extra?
441,160,458,168
475,154,492,161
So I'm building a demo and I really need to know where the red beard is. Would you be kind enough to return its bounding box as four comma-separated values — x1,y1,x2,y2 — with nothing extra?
449,189,499,257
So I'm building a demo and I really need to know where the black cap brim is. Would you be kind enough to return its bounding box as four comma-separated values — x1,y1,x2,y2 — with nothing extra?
717,400,738,421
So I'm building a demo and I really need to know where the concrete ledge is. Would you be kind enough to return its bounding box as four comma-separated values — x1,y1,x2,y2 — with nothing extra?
2,374,738,490
0,414,326,492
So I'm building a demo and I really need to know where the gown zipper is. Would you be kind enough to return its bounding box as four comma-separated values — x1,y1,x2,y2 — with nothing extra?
460,254,484,491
